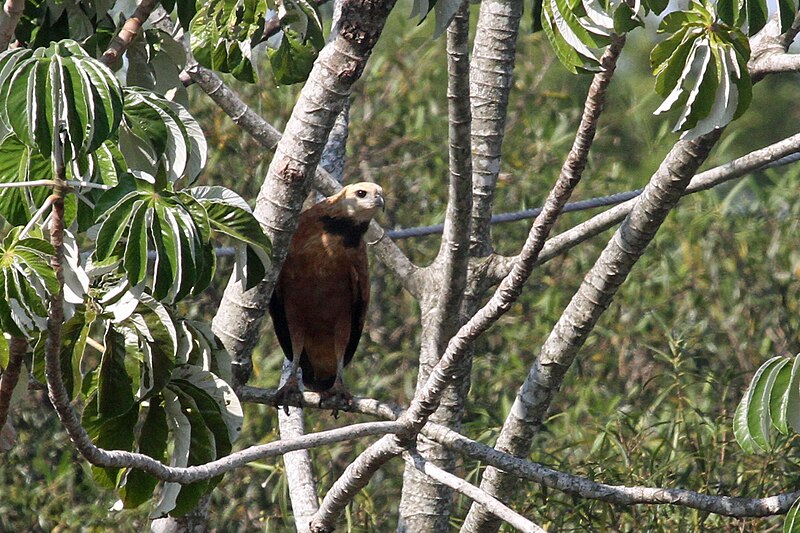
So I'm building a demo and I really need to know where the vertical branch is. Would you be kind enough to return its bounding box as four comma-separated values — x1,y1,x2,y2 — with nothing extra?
398,4,474,531
211,0,400,388
0,336,25,451
460,35,626,533
469,0,524,256
44,129,75,445
0,0,23,50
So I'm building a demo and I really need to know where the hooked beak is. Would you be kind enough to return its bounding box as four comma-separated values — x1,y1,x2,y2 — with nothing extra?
376,194,385,212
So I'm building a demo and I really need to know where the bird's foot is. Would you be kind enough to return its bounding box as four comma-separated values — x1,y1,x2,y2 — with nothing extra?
274,377,303,415
318,383,353,419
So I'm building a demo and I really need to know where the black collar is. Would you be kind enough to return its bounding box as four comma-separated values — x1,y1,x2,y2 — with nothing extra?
320,216,369,248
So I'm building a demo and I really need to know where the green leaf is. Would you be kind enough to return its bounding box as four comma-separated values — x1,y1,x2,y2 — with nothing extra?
769,358,794,435
785,497,800,533
0,230,55,337
0,136,49,225
0,335,7,369
93,192,139,261
717,0,738,26
0,40,123,160
82,393,138,489
542,1,584,74
98,323,135,418
191,189,271,256
645,0,670,15
783,355,800,434
124,295,177,399
152,389,191,517
744,0,768,36
168,385,215,515
189,0,268,83
613,3,643,34
734,356,786,453
172,364,242,445
120,89,207,183
121,398,168,509
268,27,318,85
124,200,151,288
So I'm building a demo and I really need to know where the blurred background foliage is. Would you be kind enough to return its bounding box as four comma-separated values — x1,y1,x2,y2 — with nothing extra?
4,1,800,531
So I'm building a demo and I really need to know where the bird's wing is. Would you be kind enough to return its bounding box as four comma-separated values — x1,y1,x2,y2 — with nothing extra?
343,249,370,367
269,279,295,362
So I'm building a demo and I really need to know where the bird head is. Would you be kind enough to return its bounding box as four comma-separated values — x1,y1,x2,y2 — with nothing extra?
328,183,385,222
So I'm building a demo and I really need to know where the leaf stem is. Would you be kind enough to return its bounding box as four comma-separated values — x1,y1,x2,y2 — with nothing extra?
18,195,54,239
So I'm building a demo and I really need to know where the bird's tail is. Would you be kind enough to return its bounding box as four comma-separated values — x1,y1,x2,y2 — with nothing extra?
299,352,337,391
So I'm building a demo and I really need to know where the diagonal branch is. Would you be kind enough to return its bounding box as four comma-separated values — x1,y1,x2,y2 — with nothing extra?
403,449,545,533
487,131,800,283
461,35,627,532
462,128,724,533
422,422,800,518
0,0,23,50
100,0,158,67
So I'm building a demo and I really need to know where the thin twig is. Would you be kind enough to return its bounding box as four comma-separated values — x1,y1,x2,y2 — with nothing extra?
0,179,55,189
488,130,800,282
19,196,54,239
403,449,545,533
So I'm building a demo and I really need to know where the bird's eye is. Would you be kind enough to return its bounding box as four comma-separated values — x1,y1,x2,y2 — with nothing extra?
355,189,367,198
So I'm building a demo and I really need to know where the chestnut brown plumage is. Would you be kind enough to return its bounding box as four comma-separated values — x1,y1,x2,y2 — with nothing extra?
269,183,384,411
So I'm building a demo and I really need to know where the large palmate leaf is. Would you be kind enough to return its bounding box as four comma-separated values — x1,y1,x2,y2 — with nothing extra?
0,227,56,338
651,1,752,139
92,174,270,301
119,88,207,184
92,173,215,302
0,134,123,228
735,354,800,454
0,39,123,161
190,0,269,83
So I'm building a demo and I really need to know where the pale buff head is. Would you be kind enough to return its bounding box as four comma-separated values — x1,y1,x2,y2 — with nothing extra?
327,182,385,222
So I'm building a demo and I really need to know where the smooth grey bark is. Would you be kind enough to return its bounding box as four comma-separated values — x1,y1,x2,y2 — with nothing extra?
278,362,320,533
469,0,524,256
397,4,473,531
